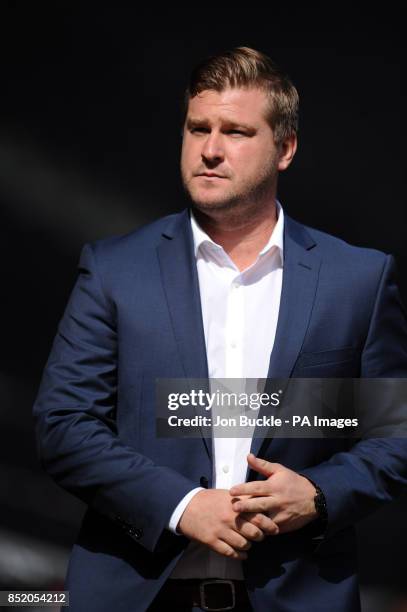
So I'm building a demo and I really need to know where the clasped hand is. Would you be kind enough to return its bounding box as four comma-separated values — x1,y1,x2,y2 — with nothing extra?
177,453,317,560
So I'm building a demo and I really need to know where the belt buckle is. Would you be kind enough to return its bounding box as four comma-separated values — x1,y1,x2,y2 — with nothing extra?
199,579,236,611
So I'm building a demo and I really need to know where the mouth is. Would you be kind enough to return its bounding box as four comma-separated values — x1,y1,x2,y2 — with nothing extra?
196,173,227,179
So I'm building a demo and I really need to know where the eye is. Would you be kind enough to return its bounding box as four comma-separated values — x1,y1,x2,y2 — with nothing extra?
227,129,246,136
190,127,209,134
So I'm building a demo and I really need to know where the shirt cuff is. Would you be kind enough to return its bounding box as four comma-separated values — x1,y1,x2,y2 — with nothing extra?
167,487,205,535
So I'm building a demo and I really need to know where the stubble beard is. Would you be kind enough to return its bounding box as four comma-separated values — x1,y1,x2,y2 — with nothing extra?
182,159,279,220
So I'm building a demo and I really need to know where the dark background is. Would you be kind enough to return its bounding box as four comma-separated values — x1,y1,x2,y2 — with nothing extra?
0,3,405,610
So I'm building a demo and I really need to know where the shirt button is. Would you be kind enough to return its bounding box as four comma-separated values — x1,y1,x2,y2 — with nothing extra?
232,282,240,289
222,465,230,474
230,341,237,349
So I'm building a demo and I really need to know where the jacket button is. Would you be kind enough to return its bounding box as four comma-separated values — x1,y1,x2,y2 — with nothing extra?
200,476,209,488
129,527,142,539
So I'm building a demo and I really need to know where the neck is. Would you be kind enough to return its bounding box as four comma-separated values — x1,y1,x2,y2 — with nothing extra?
193,199,278,272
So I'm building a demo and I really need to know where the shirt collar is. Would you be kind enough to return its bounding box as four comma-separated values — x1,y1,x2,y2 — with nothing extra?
190,200,285,263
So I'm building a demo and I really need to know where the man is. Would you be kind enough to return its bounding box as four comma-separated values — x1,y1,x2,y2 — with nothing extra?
33,47,407,612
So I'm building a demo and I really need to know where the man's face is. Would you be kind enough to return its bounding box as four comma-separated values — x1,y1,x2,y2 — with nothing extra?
181,87,289,213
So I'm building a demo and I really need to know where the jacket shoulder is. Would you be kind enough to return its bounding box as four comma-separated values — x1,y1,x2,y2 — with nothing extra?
79,210,188,267
289,216,390,268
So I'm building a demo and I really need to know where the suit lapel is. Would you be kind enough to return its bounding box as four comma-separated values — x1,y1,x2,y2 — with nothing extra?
156,210,212,459
249,216,321,461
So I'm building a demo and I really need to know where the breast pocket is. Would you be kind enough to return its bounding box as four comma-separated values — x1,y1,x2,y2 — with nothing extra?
293,348,361,377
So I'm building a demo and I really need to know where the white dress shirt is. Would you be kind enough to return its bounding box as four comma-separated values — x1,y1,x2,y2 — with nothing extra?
169,202,284,579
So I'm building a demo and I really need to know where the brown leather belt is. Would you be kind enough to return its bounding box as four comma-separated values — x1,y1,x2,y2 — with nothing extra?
148,578,253,611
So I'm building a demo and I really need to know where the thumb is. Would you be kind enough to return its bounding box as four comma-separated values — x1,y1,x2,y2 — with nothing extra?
247,453,279,477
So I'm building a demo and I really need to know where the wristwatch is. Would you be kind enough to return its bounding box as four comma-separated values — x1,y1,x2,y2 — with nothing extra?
301,475,328,523
313,484,328,523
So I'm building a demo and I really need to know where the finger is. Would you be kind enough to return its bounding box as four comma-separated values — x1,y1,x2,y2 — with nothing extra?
232,496,277,514
243,512,279,536
234,515,265,542
246,454,280,477
229,481,269,497
218,528,252,552
213,540,248,561
226,531,252,552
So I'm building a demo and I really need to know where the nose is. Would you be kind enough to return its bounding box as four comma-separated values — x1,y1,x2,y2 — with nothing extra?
201,132,224,165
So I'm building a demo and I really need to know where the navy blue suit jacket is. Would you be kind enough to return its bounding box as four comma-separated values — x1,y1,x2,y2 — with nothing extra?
33,209,407,612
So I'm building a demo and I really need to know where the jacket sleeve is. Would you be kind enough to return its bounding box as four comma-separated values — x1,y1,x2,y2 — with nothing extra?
301,254,407,539
33,243,196,552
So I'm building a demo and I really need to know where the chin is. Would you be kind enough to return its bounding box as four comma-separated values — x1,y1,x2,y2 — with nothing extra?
190,198,240,214
187,187,235,210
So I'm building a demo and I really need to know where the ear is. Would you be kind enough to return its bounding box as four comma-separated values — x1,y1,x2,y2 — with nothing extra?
277,134,297,171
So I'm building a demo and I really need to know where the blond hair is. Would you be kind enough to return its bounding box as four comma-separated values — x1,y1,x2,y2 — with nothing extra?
184,46,299,145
